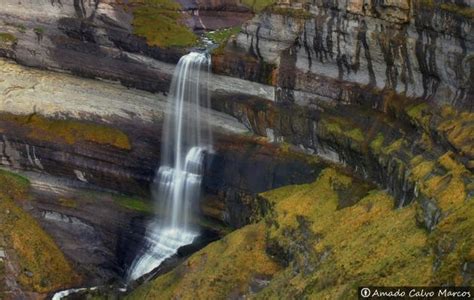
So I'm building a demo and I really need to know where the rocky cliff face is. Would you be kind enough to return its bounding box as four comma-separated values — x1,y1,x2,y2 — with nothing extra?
0,59,321,227
0,58,328,294
0,0,254,93
217,0,473,111
128,167,474,299
0,0,473,297
209,0,474,233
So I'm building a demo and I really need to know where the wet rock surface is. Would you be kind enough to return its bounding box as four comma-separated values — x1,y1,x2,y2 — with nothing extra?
212,91,474,231
0,58,333,293
126,167,473,299
0,1,472,297
218,0,473,110
0,0,257,94
204,136,324,228
23,173,148,286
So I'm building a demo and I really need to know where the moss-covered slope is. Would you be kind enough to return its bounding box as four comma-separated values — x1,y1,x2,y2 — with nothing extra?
0,113,131,150
0,170,79,296
127,0,197,48
128,167,473,299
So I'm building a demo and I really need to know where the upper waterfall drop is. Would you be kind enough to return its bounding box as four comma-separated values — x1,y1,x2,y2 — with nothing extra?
127,51,212,281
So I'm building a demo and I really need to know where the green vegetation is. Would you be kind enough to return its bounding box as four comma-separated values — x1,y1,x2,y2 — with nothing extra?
268,6,313,19
260,169,434,298
319,117,365,146
242,0,276,12
129,0,197,48
33,27,44,35
417,0,474,18
403,103,474,158
5,22,27,33
406,102,430,130
0,113,131,150
206,27,241,55
419,0,434,7
370,133,384,154
58,197,77,208
16,24,26,33
128,223,280,299
0,169,29,194
440,3,474,18
113,194,153,213
430,200,474,285
437,107,474,157
382,138,404,155
127,167,473,298
0,169,79,293
0,32,17,44
411,152,469,211
206,27,240,45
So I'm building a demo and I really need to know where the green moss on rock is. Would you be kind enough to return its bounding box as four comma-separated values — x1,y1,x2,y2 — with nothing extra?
0,169,79,293
370,133,384,154
128,167,472,298
129,0,197,48
206,27,241,45
437,108,474,158
268,6,313,19
242,0,276,12
128,223,280,299
113,194,153,214
440,3,474,18
0,32,17,44
0,113,131,150
319,117,365,147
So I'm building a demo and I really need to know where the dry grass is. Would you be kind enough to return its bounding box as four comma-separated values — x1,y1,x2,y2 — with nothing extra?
128,166,472,298
129,0,197,48
0,113,131,150
129,223,280,299
0,170,79,293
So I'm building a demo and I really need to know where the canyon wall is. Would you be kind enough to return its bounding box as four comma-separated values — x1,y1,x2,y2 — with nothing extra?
0,1,472,296
1,0,472,231
0,0,252,92
218,0,473,111
0,59,321,227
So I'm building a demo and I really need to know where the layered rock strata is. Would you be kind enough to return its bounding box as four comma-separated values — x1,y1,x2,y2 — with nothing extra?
0,58,321,228
217,0,473,110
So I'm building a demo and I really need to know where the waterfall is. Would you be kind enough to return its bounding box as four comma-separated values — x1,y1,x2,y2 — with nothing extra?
127,52,212,281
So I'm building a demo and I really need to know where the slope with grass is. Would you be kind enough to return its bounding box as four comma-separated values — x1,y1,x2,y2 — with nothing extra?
128,167,473,299
0,170,79,297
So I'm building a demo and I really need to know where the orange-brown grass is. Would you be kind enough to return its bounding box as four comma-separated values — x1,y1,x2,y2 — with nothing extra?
437,107,474,157
259,168,433,298
411,152,470,211
0,169,79,293
0,113,131,150
129,0,197,48
128,223,280,299
128,167,472,299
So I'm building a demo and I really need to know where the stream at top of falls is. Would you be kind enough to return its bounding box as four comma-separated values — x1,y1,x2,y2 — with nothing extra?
52,51,213,298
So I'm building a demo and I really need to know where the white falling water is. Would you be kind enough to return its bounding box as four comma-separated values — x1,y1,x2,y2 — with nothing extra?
128,52,212,281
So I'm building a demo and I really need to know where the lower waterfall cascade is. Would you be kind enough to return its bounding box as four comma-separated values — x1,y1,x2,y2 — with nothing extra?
127,52,212,281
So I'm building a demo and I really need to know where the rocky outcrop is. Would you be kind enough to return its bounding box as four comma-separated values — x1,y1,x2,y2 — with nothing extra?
211,90,474,231
0,59,323,228
0,0,256,94
216,0,473,111
24,173,150,286
205,0,474,232
0,0,178,91
127,167,473,299
204,137,324,227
